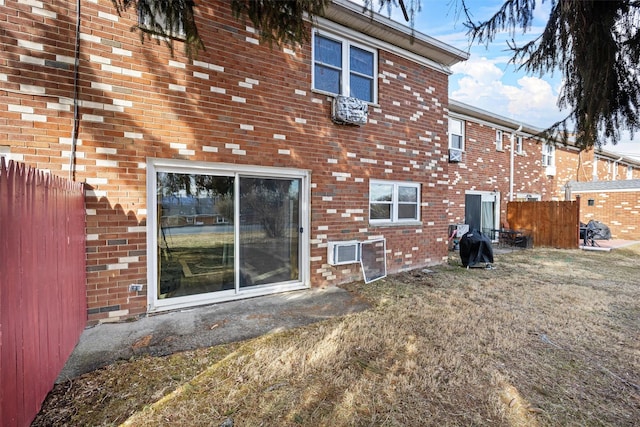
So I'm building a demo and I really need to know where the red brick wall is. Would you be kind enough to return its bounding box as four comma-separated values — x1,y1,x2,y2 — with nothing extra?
447,120,557,227
577,191,640,239
1,0,452,322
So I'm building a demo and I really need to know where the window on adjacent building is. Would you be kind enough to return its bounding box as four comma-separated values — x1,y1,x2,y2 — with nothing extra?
542,143,555,167
449,118,464,150
138,7,186,38
369,180,420,223
313,32,377,103
627,165,633,180
495,130,503,151
515,136,523,154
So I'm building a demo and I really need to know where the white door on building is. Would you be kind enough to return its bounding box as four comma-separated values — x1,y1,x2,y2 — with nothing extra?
465,191,500,240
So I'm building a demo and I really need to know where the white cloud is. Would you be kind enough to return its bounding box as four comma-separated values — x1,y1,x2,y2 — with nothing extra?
451,56,503,83
450,57,566,129
502,76,557,116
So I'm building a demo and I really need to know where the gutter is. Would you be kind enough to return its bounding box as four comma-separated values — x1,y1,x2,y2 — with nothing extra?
509,125,523,202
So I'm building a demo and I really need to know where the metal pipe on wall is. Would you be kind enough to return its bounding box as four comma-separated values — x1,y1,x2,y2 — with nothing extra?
509,125,523,202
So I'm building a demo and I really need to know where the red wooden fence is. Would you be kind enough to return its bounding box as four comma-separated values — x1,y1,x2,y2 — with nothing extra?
0,159,87,427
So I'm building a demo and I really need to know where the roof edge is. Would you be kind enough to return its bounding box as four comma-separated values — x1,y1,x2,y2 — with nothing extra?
323,0,469,67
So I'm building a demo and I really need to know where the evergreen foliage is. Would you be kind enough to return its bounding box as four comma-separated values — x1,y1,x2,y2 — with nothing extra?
111,1,418,56
464,0,640,150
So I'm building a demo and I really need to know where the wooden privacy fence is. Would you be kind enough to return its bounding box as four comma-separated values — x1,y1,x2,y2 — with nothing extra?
507,200,580,249
0,159,87,427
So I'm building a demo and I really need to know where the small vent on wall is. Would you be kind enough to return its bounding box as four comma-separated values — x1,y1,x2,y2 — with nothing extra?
331,96,368,126
448,148,462,163
327,241,361,265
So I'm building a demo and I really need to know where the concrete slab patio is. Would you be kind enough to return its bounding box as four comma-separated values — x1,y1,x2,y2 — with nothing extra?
57,286,370,382
580,239,640,251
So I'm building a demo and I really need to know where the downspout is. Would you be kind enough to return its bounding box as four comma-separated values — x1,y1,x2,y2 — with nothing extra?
509,125,523,202
68,0,81,181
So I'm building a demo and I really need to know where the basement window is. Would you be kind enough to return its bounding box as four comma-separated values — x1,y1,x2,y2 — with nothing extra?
588,199,595,206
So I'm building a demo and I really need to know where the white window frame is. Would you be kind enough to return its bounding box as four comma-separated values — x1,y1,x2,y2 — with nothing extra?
449,117,464,150
515,136,523,154
146,158,310,313
139,7,186,39
495,130,503,151
627,165,633,180
542,143,555,167
369,180,420,225
312,30,378,104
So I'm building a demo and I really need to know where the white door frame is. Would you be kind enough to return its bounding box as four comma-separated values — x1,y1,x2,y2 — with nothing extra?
146,158,311,313
465,190,501,237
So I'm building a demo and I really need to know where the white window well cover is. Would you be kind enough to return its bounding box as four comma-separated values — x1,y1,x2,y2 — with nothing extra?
360,239,386,283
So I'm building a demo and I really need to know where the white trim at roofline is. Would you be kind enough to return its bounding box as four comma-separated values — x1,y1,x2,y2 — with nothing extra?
449,99,544,137
594,151,640,167
448,110,544,142
329,0,467,64
573,188,640,193
450,100,640,164
315,17,455,75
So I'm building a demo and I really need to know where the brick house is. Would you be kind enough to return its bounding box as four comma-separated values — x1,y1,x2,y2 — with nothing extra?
567,179,640,239
1,0,468,322
447,100,640,240
446,100,561,235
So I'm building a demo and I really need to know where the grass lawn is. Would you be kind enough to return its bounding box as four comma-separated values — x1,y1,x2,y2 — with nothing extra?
34,245,640,426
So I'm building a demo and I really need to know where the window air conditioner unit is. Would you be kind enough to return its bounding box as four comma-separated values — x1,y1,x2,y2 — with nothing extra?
448,148,463,163
545,165,556,176
331,95,368,126
327,241,361,265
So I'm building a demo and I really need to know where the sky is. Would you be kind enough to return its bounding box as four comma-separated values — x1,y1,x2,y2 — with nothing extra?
384,0,640,160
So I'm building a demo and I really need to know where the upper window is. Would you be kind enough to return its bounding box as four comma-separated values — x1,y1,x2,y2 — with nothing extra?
449,118,464,150
495,130,503,151
369,180,420,224
313,32,377,103
627,165,633,180
139,8,185,39
515,136,523,154
542,144,555,167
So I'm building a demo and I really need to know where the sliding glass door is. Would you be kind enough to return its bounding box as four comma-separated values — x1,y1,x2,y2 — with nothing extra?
156,173,235,298
239,177,300,288
148,160,309,311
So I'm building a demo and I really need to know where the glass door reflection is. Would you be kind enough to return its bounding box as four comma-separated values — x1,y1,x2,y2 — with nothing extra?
157,173,234,299
239,177,300,288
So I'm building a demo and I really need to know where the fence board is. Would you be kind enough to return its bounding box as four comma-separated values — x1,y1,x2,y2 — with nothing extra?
507,200,580,249
0,159,86,426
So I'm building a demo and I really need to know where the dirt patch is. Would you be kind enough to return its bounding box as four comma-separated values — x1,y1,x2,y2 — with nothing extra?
33,246,640,426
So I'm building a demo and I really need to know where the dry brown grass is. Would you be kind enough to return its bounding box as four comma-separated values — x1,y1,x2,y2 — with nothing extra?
35,246,640,426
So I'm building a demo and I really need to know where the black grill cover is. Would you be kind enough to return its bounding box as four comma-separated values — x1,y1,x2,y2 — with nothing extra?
586,220,611,240
459,230,494,267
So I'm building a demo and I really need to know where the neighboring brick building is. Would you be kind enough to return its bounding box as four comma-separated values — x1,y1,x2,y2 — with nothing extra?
1,0,468,322
567,180,640,239
447,100,640,240
447,100,560,234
